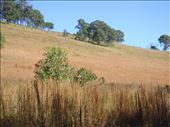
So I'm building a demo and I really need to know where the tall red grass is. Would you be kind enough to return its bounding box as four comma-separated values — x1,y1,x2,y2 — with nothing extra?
0,80,169,127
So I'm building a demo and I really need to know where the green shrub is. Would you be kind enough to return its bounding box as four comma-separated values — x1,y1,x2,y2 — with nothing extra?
35,46,97,84
73,67,97,85
35,46,75,81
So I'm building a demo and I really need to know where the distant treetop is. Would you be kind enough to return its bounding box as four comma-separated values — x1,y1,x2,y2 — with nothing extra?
1,0,54,31
158,35,170,51
75,18,124,46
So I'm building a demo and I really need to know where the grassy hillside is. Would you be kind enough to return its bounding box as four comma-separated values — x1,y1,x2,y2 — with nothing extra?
1,23,170,85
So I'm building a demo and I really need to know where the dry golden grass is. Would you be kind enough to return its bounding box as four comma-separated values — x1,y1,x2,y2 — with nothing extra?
1,23,170,127
0,80,170,127
1,23,170,85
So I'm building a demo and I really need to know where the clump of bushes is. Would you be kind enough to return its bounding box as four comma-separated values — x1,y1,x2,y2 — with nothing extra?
35,46,98,84
73,67,97,84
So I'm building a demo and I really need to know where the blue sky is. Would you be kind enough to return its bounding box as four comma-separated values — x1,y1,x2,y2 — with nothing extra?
30,1,169,49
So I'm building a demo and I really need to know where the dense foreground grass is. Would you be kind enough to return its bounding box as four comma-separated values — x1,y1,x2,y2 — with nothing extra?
0,80,169,127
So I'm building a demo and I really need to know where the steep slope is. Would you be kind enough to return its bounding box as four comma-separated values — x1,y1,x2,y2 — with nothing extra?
1,23,169,85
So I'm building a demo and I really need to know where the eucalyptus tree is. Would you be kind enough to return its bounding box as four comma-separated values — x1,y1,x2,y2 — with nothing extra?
158,35,170,50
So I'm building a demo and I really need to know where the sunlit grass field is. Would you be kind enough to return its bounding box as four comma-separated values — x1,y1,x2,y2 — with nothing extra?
1,23,169,85
0,23,170,127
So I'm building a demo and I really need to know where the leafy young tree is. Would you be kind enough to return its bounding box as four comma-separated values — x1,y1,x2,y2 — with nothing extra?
34,46,98,84
35,47,75,81
158,35,170,50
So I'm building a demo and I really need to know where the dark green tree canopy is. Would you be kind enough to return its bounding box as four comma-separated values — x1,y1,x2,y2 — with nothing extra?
75,19,124,45
88,20,115,44
1,0,19,23
114,30,124,42
29,9,44,28
15,0,28,23
158,35,170,50
44,22,54,31
75,19,90,41
1,0,54,30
